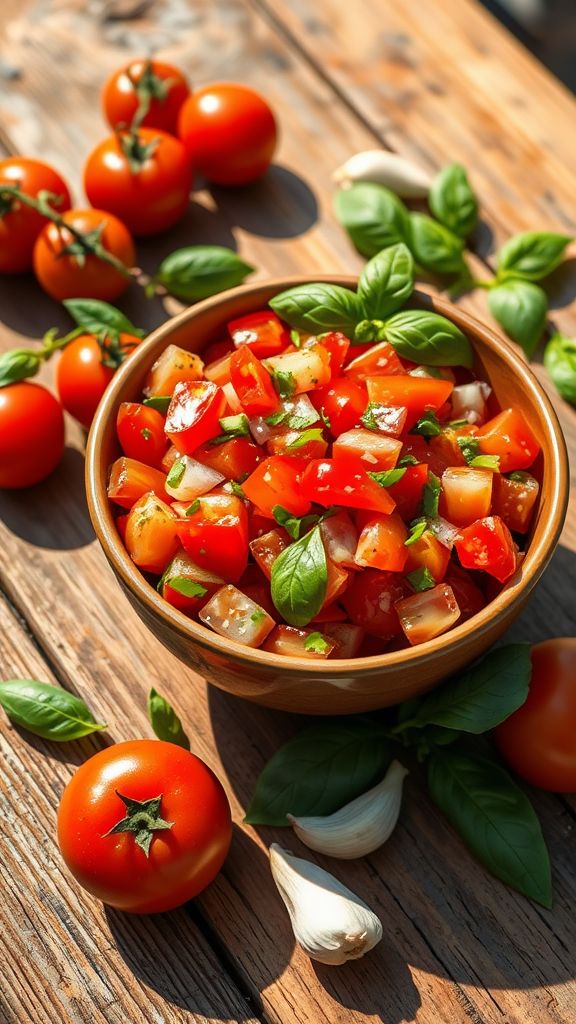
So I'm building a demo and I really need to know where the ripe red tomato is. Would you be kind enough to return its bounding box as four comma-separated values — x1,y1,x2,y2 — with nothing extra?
57,739,232,913
0,382,64,488
117,401,167,466
102,60,190,135
495,639,576,792
56,333,141,429
0,157,71,273
84,129,192,236
33,209,136,301
178,83,277,186
311,378,367,437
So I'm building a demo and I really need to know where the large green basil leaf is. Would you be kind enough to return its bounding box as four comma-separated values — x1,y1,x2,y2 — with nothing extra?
63,299,144,337
270,283,363,335
385,309,473,367
334,182,410,257
428,751,552,907
496,231,572,282
0,679,107,741
543,333,576,406
0,349,42,388
147,688,190,749
409,212,466,274
245,720,390,825
488,280,547,356
271,525,327,627
358,243,414,320
429,163,478,238
157,246,254,301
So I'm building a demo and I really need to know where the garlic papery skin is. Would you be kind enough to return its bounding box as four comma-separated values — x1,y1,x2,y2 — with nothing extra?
333,150,432,197
269,844,383,966
287,760,408,859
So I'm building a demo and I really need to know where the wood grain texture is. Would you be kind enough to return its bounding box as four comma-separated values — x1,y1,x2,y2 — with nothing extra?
0,0,575,1023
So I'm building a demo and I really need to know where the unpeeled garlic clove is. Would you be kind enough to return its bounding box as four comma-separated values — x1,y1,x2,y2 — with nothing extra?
333,150,432,197
269,844,383,965
287,759,408,859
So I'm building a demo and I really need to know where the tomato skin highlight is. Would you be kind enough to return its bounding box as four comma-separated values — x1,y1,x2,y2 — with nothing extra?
102,60,190,134
165,380,227,454
228,311,290,358
33,208,136,301
455,515,517,583
57,740,232,913
495,639,576,792
0,382,65,489
301,457,396,515
0,157,71,273
57,333,141,430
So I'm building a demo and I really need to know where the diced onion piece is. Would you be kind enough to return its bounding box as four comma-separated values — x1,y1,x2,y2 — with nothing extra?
319,510,358,569
492,472,539,533
144,344,204,397
321,622,365,658
262,625,335,659
222,380,242,413
428,516,460,550
395,584,460,645
263,345,331,394
249,529,289,579
166,550,224,588
323,558,349,608
199,585,275,647
204,353,232,386
451,382,491,425
441,467,493,527
166,455,225,501
333,428,402,470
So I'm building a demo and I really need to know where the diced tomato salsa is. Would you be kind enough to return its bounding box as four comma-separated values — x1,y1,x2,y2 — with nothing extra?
108,306,542,658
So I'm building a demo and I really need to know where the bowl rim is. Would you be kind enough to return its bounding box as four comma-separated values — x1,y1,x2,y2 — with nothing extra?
86,278,569,676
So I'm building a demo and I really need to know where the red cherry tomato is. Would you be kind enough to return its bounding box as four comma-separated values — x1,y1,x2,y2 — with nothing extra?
33,209,136,301
107,456,169,509
0,158,71,273
116,402,168,466
194,436,261,480
84,129,192,236
495,639,576,792
0,382,65,489
311,378,367,437
56,333,141,429
178,83,277,185
102,60,190,134
57,739,232,913
165,380,227,454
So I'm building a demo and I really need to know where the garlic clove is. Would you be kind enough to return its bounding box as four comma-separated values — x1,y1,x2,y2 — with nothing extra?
287,759,408,859
333,150,432,197
269,844,383,965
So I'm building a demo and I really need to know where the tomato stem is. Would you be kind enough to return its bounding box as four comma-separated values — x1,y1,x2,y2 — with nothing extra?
103,791,174,857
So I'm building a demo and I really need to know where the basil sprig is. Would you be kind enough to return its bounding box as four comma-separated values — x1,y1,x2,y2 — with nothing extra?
147,688,190,749
544,333,576,405
488,280,547,357
270,283,363,335
357,243,414,319
334,182,410,257
0,678,106,741
429,163,478,239
156,246,254,301
270,524,327,626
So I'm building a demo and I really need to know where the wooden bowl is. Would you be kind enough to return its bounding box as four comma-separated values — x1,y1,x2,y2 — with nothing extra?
86,280,569,714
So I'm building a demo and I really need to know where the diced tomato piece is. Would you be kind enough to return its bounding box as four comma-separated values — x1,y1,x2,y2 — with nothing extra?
125,492,179,574
199,584,275,647
333,428,402,470
430,424,477,468
238,564,277,620
455,515,517,583
342,569,409,639
395,584,461,645
144,344,204,397
248,511,277,541
202,339,234,365
476,408,540,472
162,445,180,474
176,492,249,582
266,429,329,460
310,332,350,374
262,625,335,659
354,511,408,572
366,375,454,429
165,380,227,454
302,457,396,515
242,456,310,517
345,341,404,379
400,437,451,477
324,558,349,607
319,510,358,569
492,472,540,533
230,346,279,416
406,530,451,582
108,457,169,509
440,467,494,527
116,402,168,468
445,565,486,621
321,622,365,657
228,310,290,358
161,549,224,614
386,463,428,520
311,378,367,437
195,437,261,481
249,528,290,579
264,345,331,395
116,513,129,543
204,352,232,386
311,603,348,624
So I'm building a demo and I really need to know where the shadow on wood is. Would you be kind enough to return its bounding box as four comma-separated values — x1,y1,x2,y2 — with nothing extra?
209,164,319,239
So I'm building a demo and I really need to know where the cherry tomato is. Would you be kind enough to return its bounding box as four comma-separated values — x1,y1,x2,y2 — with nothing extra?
311,332,351,375
342,569,408,640
56,333,141,429
165,380,227,454
57,739,232,913
355,511,408,572
495,639,576,792
0,158,71,273
311,378,367,437
117,402,168,467
178,83,277,185
301,457,396,515
492,471,540,533
84,128,192,236
33,209,136,301
125,492,179,574
0,382,64,489
230,346,278,416
102,60,190,134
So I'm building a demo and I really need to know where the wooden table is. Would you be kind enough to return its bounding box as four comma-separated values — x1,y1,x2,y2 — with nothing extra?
1,2,575,1022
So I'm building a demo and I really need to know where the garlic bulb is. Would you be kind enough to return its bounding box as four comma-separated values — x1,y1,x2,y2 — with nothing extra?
269,844,383,965
333,150,432,197
287,760,408,859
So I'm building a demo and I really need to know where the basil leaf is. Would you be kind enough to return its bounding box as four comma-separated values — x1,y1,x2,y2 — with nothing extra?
0,678,106,741
0,349,42,388
407,566,436,591
405,518,428,546
271,525,327,627
244,720,390,825
358,243,414,320
368,468,407,487
428,751,552,907
411,411,442,438
429,163,478,238
143,395,171,413
422,471,441,517
147,687,190,749
409,212,466,275
385,310,473,367
166,458,186,488
270,283,363,335
304,631,331,654
470,454,500,470
157,246,254,302
334,182,410,257
271,368,296,399
488,280,547,356
543,333,576,405
286,428,325,450
413,644,531,733
272,505,320,541
166,576,207,598
63,299,144,337
457,435,480,463
496,230,572,282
